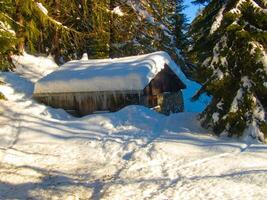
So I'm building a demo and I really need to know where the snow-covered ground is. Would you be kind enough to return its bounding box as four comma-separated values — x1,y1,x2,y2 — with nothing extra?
0,55,266,199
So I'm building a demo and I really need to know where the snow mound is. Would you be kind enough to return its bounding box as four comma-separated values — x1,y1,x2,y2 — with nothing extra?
12,52,58,82
34,51,187,94
82,105,164,133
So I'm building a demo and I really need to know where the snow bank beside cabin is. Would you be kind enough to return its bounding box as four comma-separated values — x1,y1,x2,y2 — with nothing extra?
12,52,58,82
34,51,187,94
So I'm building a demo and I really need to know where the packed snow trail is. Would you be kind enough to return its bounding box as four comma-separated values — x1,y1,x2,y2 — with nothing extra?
0,55,267,200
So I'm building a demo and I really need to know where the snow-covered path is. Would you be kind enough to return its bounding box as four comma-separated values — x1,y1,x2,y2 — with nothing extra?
1,72,267,200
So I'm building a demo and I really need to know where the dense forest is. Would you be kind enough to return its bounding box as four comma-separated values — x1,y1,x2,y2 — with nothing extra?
0,0,266,141
0,0,187,66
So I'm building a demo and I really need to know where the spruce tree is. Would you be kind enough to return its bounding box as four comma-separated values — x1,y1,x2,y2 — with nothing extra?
174,0,188,50
189,0,267,142
0,0,17,71
88,0,110,58
109,0,188,65
0,0,16,99
41,0,188,62
41,0,94,61
40,0,112,60
173,0,190,73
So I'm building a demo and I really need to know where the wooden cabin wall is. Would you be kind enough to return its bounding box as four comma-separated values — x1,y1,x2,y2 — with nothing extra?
34,91,146,116
34,94,76,111
143,64,186,96
34,90,184,116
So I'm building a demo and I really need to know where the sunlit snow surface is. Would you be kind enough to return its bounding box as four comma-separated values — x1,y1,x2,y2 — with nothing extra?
11,52,58,82
0,54,266,199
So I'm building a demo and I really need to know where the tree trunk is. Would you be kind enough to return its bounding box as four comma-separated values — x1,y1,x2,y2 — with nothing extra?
109,0,115,58
52,0,61,63
15,1,24,54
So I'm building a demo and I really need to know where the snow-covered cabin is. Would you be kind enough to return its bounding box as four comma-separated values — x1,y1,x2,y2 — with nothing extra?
34,51,186,116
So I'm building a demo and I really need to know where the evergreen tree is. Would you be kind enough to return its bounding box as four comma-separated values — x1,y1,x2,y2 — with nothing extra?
77,0,188,61
173,0,190,73
0,0,89,65
0,0,16,99
189,0,267,142
174,0,188,50
0,0,17,71
109,0,188,66
40,0,111,60
22,1,188,62
88,0,110,58
41,0,94,61
1,0,188,65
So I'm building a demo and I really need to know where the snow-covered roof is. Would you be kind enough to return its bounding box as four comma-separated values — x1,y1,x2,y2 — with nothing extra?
34,51,187,94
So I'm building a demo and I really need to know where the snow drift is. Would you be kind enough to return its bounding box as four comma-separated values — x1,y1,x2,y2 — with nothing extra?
12,52,58,82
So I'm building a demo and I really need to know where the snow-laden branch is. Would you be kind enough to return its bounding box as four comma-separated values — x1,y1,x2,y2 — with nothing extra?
34,1,93,36
230,0,264,14
125,0,174,42
210,4,226,35
36,2,48,15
